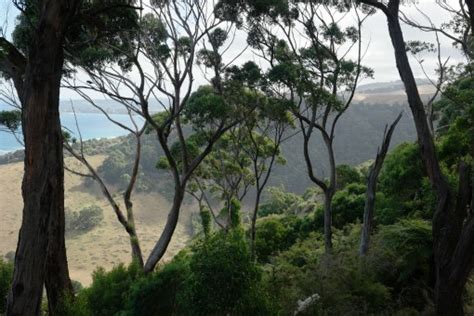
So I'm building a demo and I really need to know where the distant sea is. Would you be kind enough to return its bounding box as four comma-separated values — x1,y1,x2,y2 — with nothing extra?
0,111,139,154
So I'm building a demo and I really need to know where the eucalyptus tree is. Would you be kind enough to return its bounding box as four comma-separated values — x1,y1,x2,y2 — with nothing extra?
0,1,139,313
357,0,473,314
0,1,80,314
62,102,148,268
177,62,293,258
71,0,253,273
217,0,371,252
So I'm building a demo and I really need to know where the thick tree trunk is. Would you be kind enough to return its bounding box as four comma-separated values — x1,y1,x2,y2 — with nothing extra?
360,113,401,256
6,1,77,314
144,187,185,273
45,203,73,315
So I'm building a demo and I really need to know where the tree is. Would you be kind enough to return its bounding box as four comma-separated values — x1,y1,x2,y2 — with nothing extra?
183,83,292,256
358,0,474,314
227,1,371,252
73,0,251,273
360,113,402,256
0,1,81,314
0,1,139,313
63,103,147,267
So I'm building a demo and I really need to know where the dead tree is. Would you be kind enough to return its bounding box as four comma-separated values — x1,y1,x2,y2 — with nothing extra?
359,112,402,256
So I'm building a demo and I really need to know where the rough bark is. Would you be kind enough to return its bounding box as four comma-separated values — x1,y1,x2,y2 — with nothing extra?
358,0,474,314
6,1,79,314
360,113,402,256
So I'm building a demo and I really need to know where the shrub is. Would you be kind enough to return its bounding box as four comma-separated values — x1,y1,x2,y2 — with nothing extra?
66,205,104,236
82,263,142,316
126,252,191,316
0,258,13,314
264,228,391,315
336,164,362,190
258,186,304,217
368,219,433,310
255,214,303,262
186,230,270,315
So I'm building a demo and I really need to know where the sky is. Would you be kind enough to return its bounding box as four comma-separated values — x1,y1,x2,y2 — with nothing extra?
0,0,467,100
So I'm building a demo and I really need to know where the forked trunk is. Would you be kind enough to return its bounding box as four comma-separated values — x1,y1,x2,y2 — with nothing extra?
360,113,402,256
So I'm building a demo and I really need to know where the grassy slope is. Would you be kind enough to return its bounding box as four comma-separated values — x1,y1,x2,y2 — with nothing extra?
0,155,194,285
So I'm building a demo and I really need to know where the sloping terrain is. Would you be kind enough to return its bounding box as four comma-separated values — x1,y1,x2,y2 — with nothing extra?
0,155,195,285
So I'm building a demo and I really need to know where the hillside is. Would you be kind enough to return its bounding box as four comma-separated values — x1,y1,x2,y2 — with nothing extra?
0,156,195,285
0,82,433,284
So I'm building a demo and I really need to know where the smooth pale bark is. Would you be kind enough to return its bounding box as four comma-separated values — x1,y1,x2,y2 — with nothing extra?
144,187,185,273
358,0,474,314
6,1,79,314
360,113,402,256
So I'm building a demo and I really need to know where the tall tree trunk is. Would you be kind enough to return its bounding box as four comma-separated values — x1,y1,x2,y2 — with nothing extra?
7,1,78,314
360,113,402,256
250,188,263,259
144,187,186,273
323,189,334,252
358,0,474,313
45,203,73,315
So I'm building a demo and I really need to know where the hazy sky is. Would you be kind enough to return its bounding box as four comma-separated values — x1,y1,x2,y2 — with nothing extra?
0,0,466,100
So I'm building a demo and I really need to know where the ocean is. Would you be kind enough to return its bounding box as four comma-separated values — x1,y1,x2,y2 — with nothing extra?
0,112,139,154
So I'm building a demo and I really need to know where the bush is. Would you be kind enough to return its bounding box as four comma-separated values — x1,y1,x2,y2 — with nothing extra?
258,186,305,217
264,227,391,315
336,164,362,190
0,258,13,314
126,252,191,316
81,263,142,316
368,219,433,310
186,230,270,315
255,215,303,262
66,205,104,236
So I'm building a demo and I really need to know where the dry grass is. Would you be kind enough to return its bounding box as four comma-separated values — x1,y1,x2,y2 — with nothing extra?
0,155,195,286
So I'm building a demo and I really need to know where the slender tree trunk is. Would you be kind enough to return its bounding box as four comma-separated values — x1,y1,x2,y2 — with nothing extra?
466,0,474,38
250,189,263,259
323,189,334,252
125,202,145,268
7,1,77,314
360,113,402,256
144,187,186,273
124,132,145,268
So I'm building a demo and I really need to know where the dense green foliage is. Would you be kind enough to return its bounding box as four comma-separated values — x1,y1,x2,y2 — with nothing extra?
0,258,13,314
66,205,104,236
